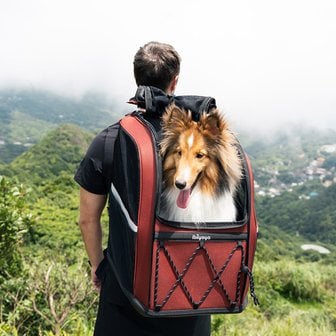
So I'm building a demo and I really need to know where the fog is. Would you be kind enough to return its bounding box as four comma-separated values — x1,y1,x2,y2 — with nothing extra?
1,0,335,131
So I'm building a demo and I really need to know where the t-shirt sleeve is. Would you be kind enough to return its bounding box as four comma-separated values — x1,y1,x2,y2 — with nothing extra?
74,127,111,195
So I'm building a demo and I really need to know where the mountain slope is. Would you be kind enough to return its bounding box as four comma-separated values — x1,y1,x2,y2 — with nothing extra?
256,183,336,244
0,88,119,162
1,124,94,182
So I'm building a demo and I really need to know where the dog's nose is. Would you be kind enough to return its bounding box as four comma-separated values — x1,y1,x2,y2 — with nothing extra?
175,180,187,190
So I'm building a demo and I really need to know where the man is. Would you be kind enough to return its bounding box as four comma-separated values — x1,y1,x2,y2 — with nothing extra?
75,42,211,335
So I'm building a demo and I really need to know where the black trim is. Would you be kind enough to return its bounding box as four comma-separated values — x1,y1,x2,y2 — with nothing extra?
106,251,144,310
136,300,247,317
115,126,141,224
103,123,120,191
157,216,248,230
154,232,248,241
239,149,253,302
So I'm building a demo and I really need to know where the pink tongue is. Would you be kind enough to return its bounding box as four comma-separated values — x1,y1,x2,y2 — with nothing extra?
176,189,191,209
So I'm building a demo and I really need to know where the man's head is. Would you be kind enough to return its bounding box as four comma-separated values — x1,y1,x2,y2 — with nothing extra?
133,42,181,94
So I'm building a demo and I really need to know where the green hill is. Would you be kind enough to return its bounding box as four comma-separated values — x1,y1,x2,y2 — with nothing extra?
0,88,120,163
257,182,336,244
0,124,94,183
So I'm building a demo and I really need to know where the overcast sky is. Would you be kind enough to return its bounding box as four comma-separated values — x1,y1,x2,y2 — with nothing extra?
0,0,335,130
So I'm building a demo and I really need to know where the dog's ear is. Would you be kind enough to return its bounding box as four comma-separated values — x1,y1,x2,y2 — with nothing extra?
199,109,228,137
162,103,192,128
161,104,186,157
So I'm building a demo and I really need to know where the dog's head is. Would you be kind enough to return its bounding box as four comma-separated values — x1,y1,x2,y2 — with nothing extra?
160,104,242,207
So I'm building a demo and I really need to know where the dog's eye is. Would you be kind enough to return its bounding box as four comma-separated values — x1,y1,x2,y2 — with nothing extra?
177,150,182,156
196,153,204,159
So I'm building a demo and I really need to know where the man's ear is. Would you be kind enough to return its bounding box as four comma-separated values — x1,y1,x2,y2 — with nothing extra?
167,75,179,95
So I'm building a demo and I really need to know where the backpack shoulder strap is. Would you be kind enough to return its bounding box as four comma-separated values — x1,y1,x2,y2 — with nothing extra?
103,123,120,192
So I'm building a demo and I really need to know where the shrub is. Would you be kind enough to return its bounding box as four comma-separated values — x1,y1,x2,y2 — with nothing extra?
0,256,97,335
0,176,35,279
255,260,324,303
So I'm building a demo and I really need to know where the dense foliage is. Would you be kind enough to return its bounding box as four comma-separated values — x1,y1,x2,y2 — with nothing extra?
0,176,34,278
1,170,334,335
257,183,336,244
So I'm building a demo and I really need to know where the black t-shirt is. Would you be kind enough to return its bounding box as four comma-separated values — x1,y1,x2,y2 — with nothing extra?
74,124,132,304
74,126,114,195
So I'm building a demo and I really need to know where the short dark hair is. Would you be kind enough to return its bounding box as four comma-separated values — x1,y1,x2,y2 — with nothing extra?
133,42,181,92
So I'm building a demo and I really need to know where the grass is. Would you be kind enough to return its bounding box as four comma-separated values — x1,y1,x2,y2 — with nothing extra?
210,258,336,336
211,304,336,336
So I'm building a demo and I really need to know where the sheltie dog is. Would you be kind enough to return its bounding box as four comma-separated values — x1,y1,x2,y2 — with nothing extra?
159,104,242,224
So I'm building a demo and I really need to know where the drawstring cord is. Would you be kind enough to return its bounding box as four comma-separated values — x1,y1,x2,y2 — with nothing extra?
247,269,259,306
243,266,259,306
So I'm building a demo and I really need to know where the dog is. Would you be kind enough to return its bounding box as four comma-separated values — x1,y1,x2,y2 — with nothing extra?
159,104,242,224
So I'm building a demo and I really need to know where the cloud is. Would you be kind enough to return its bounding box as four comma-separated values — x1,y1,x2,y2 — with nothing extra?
0,0,335,130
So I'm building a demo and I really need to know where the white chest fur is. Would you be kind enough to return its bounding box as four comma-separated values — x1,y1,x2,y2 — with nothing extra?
159,186,237,224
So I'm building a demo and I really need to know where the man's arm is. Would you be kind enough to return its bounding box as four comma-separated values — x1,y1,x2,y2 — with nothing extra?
78,187,107,291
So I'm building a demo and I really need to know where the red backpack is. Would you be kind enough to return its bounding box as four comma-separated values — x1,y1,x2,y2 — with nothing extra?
104,87,259,316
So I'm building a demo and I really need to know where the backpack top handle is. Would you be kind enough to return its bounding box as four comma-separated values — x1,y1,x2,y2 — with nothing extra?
128,85,217,121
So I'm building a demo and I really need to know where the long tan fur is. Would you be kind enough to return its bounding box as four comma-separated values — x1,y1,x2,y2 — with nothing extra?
160,104,242,196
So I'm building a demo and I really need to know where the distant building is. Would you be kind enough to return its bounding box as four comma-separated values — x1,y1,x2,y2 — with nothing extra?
301,244,330,254
321,144,336,154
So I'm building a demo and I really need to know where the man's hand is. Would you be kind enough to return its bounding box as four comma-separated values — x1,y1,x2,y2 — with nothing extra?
91,265,102,291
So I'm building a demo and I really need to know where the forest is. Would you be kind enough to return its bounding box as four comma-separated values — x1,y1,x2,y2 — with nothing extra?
0,90,335,335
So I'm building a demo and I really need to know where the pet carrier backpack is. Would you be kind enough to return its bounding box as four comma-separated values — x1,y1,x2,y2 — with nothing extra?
104,86,259,317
